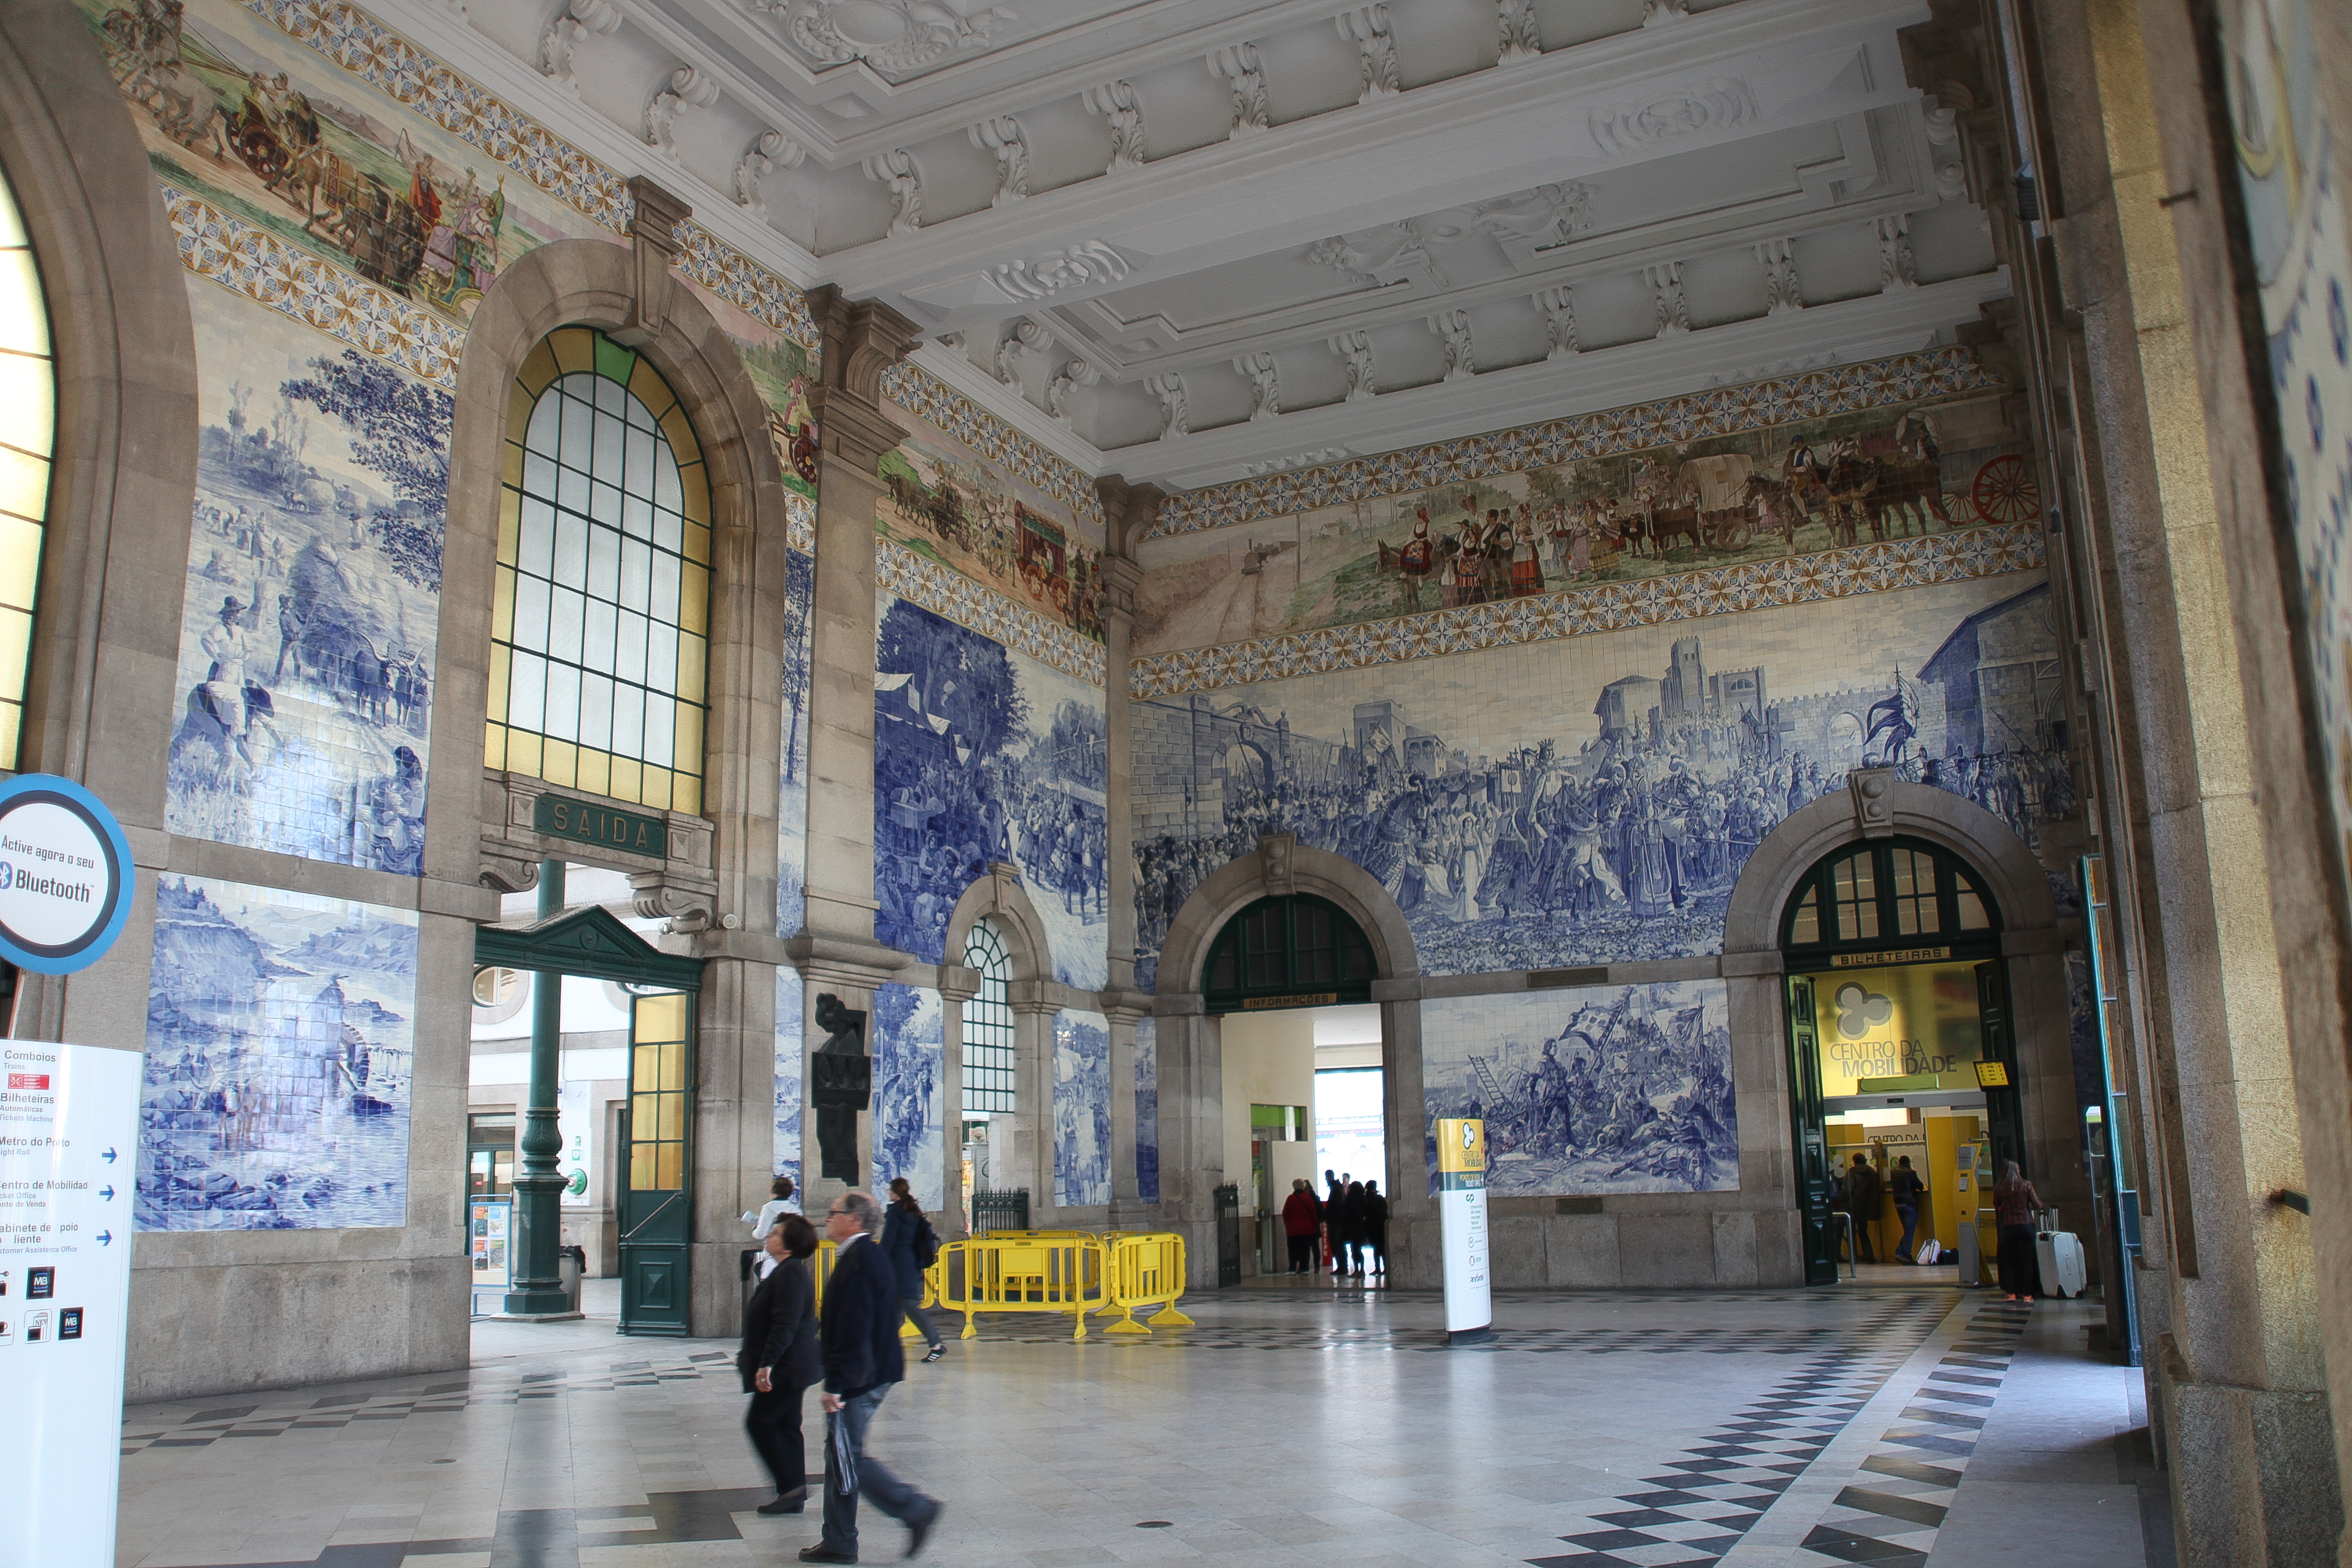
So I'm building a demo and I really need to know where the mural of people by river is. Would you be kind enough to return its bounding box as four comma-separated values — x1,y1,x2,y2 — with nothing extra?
1132,576,2076,987
166,299,445,869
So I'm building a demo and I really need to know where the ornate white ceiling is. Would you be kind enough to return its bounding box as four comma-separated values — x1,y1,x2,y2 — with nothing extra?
414,0,2003,493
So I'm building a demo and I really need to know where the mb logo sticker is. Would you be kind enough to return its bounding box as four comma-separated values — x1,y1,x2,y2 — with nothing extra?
1834,982,1894,1039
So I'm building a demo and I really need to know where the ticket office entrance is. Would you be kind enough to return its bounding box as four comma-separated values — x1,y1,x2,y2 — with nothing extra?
1780,838,2022,1285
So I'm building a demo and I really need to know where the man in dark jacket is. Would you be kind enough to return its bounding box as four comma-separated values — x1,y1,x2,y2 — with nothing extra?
741,1216,821,1514
1845,1153,1883,1264
803,1190,943,1565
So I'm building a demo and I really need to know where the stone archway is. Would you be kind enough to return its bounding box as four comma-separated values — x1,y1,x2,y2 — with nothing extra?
1720,770,2081,1277
1150,833,1425,1286
936,865,1061,1234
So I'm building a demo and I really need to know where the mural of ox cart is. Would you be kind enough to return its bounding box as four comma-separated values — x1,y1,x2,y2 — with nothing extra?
1017,504,1073,614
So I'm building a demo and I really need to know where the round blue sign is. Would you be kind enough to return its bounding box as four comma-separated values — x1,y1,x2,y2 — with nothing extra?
0,775,134,974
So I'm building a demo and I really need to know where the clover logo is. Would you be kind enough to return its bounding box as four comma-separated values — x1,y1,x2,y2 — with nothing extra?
1834,982,1893,1040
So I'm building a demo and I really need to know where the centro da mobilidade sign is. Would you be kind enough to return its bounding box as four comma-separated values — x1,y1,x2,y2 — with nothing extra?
0,774,133,975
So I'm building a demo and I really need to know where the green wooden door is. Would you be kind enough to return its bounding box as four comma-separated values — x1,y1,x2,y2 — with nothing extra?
619,990,694,1336
1787,975,1840,1284
1976,962,2024,1177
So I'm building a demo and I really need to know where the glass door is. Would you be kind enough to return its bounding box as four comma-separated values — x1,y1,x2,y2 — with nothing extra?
619,990,694,1335
1786,975,1840,1284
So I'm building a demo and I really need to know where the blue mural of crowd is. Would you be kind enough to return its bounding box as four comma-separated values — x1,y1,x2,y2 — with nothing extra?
873,983,944,1209
1053,1011,1111,1208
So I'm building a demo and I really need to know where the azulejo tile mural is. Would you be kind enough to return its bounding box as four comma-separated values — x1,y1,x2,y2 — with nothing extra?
882,364,1107,532
778,543,814,937
1054,1008,1111,1208
877,541,1106,688
167,292,445,869
874,592,1109,988
1149,346,2006,539
138,874,419,1231
873,983,944,1210
1134,1016,1159,1204
1136,357,2037,656
1131,520,2045,700
878,395,1106,647
1132,573,2075,988
773,971,803,1193
1420,980,1737,1197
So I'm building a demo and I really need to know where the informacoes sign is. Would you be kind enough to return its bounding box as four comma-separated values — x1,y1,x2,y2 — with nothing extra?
0,1041,142,1568
0,775,134,975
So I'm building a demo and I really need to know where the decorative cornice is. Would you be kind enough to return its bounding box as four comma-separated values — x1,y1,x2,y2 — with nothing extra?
1128,519,2046,699
877,540,1107,688
1147,345,2003,540
880,362,1108,532
164,184,467,388
228,0,817,348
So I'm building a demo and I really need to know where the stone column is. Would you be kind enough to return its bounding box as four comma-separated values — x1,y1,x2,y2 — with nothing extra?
1093,479,1161,995
1101,992,1153,1227
937,964,977,1237
1009,990,1058,1222
1154,999,1223,1287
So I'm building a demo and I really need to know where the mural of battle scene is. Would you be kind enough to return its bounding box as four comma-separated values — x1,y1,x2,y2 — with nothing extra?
137,875,419,1230
873,984,945,1210
773,971,804,1194
1134,1016,1159,1203
84,0,572,322
1054,1010,1111,1208
874,593,1109,988
167,296,445,869
878,409,1105,643
1133,575,2074,988
1134,388,2040,656
777,543,814,936
1421,981,1737,1197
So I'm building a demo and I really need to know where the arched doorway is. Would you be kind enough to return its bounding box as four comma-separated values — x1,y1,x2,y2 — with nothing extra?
1778,835,2014,1284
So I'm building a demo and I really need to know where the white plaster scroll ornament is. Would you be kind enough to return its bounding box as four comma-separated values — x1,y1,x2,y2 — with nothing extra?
863,148,923,235
1428,309,1475,380
1534,285,1577,358
989,241,1131,302
968,116,1031,206
762,0,1014,72
645,65,721,153
539,0,623,83
1235,352,1282,420
1590,77,1756,155
1330,329,1377,400
1208,43,1270,138
1336,6,1401,102
1082,81,1147,173
733,131,806,217
1145,373,1189,438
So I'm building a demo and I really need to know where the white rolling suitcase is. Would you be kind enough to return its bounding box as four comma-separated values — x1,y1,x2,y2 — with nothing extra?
2036,1230,2086,1298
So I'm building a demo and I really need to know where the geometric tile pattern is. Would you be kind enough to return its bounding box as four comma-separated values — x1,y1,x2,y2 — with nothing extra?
1129,519,2046,698
1524,1294,1955,1568
877,536,1108,686
882,362,1109,532
1784,1298,2030,1568
164,184,470,390
1148,345,2004,539
784,490,815,553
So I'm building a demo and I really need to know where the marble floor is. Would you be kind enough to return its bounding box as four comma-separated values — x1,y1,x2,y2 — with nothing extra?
113,1277,2155,1568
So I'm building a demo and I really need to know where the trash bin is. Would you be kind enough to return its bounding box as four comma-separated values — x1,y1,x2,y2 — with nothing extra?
558,1245,585,1311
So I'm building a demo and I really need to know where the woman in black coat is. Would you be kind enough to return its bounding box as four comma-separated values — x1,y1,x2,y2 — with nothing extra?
1358,1180,1389,1276
881,1177,946,1360
739,1214,823,1514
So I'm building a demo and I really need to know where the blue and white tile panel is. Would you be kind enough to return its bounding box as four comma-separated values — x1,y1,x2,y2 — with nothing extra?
877,538,1106,688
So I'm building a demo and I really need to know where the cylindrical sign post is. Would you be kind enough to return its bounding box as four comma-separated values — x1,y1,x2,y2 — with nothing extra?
1436,1117,1491,1344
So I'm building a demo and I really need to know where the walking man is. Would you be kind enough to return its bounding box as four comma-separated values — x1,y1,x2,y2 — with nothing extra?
802,1191,943,1565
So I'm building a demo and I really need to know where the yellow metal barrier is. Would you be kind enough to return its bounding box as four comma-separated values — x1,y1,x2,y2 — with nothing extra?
1101,1231,1194,1334
936,1234,1106,1340
811,1238,936,1340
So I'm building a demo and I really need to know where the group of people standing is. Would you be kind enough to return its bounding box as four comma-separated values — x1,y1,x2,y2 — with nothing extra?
1279,1171,1390,1277
737,1176,946,1565
1836,1151,1929,1264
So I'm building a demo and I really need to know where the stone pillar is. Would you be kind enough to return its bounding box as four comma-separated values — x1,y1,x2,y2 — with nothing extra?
1093,479,1161,993
1101,990,1153,1227
797,286,917,955
1009,990,1058,1221
505,860,574,1317
1154,1000,1223,1287
937,964,977,1237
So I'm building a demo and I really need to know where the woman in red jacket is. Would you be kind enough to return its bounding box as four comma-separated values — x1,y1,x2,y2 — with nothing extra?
1993,1161,2045,1302
1280,1179,1322,1275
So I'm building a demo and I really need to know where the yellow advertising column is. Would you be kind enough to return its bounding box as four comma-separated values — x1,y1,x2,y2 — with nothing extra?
1436,1118,1491,1343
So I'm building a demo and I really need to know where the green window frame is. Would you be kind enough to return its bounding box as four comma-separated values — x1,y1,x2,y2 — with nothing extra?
1780,836,2000,956
1202,895,1375,1013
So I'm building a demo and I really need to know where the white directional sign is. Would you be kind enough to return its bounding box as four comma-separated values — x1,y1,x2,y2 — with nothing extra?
0,775,134,974
0,1041,141,1568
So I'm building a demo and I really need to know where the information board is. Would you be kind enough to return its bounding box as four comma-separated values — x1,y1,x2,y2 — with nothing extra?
0,1042,142,1568
469,1197,513,1312
1435,1117,1491,1342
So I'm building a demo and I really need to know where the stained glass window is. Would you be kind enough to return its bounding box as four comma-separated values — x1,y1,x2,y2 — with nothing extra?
962,919,1016,1114
0,164,54,768
489,327,709,816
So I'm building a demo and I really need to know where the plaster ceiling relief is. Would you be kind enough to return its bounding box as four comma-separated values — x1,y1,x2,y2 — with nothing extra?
754,0,1020,77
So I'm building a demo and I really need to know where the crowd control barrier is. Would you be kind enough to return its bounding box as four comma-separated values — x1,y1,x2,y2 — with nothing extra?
811,1238,938,1339
1100,1232,1194,1334
936,1233,1107,1339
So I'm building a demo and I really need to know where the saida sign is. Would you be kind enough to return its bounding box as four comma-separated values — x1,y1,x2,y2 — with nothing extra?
1808,962,1986,1094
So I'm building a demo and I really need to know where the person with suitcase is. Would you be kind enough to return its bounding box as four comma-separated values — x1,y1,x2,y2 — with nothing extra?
1993,1161,2045,1302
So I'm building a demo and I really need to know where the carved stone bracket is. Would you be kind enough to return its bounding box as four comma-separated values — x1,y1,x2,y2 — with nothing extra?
936,963,981,1004
1848,767,1898,838
615,176,691,348
478,771,719,929
783,929,913,992
1258,831,1297,895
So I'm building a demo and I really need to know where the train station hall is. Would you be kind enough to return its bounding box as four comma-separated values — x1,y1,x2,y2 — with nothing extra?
1,0,2349,1564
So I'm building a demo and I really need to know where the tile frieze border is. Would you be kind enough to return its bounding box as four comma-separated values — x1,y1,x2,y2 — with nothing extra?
1148,345,2006,540
882,364,1107,534
878,540,1106,688
1129,520,2047,699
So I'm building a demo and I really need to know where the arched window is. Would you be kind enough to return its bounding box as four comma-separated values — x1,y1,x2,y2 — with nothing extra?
489,327,710,815
961,918,1015,1113
0,163,54,766
1780,836,1999,954
1202,895,1375,1013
